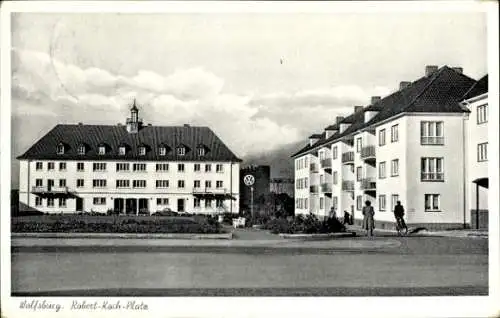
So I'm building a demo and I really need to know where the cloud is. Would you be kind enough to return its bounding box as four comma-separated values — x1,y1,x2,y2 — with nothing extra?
11,47,390,159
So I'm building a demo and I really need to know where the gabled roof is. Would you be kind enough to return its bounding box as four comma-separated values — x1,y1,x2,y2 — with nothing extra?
17,124,242,162
462,74,488,100
292,66,476,158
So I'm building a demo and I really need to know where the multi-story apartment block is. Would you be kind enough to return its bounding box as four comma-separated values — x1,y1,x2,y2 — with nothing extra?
17,102,241,215
292,65,483,230
461,75,489,229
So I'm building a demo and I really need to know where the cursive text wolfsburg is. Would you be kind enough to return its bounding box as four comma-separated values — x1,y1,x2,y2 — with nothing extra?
71,300,148,311
20,299,62,312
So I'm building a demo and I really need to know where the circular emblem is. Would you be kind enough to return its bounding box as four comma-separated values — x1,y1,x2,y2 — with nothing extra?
244,174,255,186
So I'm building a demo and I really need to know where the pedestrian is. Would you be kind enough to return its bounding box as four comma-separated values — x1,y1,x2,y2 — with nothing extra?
343,210,350,225
394,201,408,235
328,206,336,220
362,200,375,237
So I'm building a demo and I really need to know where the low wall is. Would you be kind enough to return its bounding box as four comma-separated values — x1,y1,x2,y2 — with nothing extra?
11,232,233,240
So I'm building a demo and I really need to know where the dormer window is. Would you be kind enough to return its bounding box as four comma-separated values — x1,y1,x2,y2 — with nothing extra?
139,146,146,156
119,146,126,155
159,147,167,156
78,144,86,155
177,147,186,156
56,143,65,155
98,146,106,155
198,148,205,156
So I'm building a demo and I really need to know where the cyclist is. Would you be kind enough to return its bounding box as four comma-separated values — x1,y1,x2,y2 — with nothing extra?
394,201,408,236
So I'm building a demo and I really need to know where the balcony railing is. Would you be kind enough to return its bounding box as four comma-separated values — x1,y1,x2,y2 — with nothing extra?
320,183,332,193
342,151,354,164
360,145,376,160
320,158,332,169
421,136,444,145
310,185,319,193
192,187,228,194
341,180,354,191
360,178,377,190
421,172,444,181
310,163,319,173
32,186,69,194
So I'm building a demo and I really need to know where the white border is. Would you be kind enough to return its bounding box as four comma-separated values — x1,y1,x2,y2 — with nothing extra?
1,2,499,318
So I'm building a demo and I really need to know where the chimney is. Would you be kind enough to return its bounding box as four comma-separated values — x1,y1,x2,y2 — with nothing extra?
117,123,122,126
148,124,152,126
184,124,190,127
78,122,83,125
425,65,439,76
371,96,381,104
399,81,411,90
452,67,463,74
354,106,364,113
336,116,344,125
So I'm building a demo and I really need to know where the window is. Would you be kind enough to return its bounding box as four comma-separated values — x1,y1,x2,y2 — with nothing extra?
333,196,338,209
93,197,106,205
420,121,444,145
194,198,201,208
205,180,212,188
356,166,362,181
478,143,488,162
391,159,399,177
77,162,84,171
391,124,399,142
35,197,43,207
157,198,169,205
216,181,223,188
159,147,167,156
198,148,205,156
132,180,146,188
59,162,66,171
356,138,362,153
177,147,186,156
98,146,106,155
477,104,488,124
133,163,147,171
36,162,43,170
391,194,399,212
93,163,107,171
421,158,444,181
116,180,130,188
319,152,325,160
356,196,362,210
57,144,65,155
119,146,126,155
304,178,308,188
92,179,107,188
155,180,169,188
116,163,130,171
35,179,43,187
78,145,86,155
319,174,324,185
379,129,386,146
178,164,185,172
205,164,212,172
194,164,201,172
47,198,55,207
305,157,309,167
216,164,224,173
139,147,146,156
205,199,212,208
59,198,67,207
333,146,338,160
215,199,223,208
194,180,201,188
59,179,66,187
320,197,324,209
425,194,440,211
305,198,308,209
76,179,84,188
178,180,185,188
379,195,386,211
333,171,338,185
156,163,169,172
379,162,386,179
48,162,55,170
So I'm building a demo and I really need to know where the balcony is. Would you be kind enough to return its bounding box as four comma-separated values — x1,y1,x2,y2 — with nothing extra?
342,151,354,164
32,186,72,198
421,136,444,145
193,187,228,194
320,183,332,193
360,178,377,191
310,163,319,173
341,180,354,191
320,158,332,169
310,185,319,194
360,146,376,160
421,172,444,182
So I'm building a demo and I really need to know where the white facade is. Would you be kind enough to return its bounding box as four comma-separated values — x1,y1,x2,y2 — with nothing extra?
19,159,240,215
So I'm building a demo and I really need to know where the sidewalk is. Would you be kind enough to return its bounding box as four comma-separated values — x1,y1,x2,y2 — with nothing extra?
347,225,488,238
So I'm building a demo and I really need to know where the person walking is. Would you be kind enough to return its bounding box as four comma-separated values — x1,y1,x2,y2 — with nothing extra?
362,200,375,237
394,201,408,236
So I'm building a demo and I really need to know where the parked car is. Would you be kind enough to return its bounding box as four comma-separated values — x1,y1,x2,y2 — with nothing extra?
152,208,178,216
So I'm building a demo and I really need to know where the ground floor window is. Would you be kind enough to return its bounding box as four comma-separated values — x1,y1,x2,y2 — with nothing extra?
216,199,224,208
93,197,106,205
205,199,212,208
356,196,362,210
424,194,440,211
47,198,54,207
379,195,386,211
391,194,399,212
35,197,43,206
58,198,66,207
194,198,201,208
305,198,308,209
333,196,338,209
320,198,324,209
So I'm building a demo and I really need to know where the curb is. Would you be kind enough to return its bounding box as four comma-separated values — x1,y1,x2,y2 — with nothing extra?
278,232,356,239
11,232,233,240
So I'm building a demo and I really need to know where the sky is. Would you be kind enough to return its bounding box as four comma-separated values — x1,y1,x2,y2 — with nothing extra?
10,12,487,187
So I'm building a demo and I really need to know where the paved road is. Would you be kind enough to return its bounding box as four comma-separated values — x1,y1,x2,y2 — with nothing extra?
11,235,488,296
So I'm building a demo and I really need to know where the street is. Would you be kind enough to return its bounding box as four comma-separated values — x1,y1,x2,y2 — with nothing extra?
11,232,488,296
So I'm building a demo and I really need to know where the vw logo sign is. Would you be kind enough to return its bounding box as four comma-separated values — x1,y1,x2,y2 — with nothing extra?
243,174,255,186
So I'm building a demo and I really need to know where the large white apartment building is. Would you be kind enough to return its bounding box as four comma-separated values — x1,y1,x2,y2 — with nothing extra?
17,102,241,215
292,65,488,230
